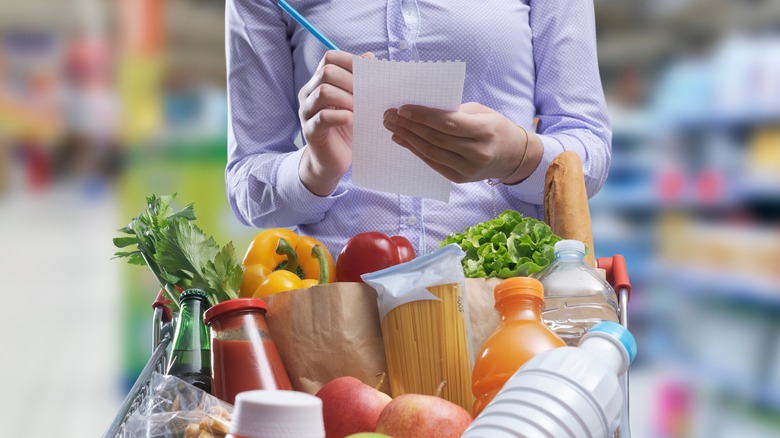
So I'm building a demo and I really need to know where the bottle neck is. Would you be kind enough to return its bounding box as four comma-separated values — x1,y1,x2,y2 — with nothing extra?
172,296,210,351
555,250,585,261
580,335,628,376
496,296,544,322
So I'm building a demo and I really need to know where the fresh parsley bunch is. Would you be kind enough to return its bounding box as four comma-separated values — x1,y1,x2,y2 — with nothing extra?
441,210,561,278
113,194,242,310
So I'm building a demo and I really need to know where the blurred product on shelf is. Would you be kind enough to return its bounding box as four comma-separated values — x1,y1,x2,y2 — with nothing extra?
658,214,780,283
0,141,7,193
534,240,620,346
464,321,637,438
471,277,565,416
747,127,780,190
205,298,293,405
167,289,212,393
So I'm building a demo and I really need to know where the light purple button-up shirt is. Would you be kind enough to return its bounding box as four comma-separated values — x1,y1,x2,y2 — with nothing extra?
225,0,611,257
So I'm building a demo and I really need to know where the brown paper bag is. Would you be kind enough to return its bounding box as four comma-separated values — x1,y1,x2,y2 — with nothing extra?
264,282,391,395
465,278,501,355
263,279,503,397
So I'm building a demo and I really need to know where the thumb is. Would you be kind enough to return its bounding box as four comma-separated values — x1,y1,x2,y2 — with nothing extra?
359,52,376,60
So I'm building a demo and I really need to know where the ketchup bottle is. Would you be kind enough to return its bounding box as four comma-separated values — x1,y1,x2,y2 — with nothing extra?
204,298,292,404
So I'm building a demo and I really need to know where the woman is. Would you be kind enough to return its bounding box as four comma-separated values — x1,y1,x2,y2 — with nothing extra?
225,0,611,257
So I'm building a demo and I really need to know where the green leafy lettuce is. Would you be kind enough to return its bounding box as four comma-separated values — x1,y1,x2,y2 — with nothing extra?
113,194,242,309
440,210,561,278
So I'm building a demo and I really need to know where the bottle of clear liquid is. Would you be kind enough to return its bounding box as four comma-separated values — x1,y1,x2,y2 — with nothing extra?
167,289,212,393
463,321,637,438
534,240,619,346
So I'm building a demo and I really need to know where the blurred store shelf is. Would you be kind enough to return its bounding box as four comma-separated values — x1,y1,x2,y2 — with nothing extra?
659,266,780,311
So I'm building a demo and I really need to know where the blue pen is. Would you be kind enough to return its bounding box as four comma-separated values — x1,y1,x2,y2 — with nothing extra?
277,0,340,51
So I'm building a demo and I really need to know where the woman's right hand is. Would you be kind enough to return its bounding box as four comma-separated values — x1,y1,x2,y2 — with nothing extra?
298,50,374,196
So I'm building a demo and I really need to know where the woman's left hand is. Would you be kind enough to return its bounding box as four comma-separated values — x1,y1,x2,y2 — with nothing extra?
383,102,538,184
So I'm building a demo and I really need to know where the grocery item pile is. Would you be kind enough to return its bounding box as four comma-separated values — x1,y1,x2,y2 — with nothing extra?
111,153,636,438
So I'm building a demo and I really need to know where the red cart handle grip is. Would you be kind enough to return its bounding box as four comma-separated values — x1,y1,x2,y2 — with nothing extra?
152,288,174,324
597,255,631,301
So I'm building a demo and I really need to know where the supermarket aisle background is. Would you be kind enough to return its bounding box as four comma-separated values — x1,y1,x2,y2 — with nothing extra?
2,0,780,437
0,183,122,437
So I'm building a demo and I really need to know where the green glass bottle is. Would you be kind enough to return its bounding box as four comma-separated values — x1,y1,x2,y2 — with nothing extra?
167,289,212,393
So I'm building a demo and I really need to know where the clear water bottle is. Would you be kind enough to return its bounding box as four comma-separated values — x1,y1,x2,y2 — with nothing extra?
462,321,637,438
534,240,619,346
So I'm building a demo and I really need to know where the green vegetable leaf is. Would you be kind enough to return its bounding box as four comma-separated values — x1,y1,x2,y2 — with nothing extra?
154,219,218,291
113,193,245,310
440,209,561,278
204,242,243,302
113,237,139,248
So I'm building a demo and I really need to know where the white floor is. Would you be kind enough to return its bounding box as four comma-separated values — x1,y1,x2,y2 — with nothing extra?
0,183,123,437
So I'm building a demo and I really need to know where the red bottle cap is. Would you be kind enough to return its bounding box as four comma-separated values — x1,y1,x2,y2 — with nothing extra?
204,298,268,326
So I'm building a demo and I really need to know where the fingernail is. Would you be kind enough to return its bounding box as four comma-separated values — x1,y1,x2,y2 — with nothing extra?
384,120,397,131
398,107,411,118
392,135,405,146
384,110,398,122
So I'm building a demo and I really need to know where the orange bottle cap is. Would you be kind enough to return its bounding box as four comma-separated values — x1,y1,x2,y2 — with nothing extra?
494,277,545,303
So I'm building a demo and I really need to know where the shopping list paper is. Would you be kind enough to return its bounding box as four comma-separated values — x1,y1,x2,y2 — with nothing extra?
352,58,466,202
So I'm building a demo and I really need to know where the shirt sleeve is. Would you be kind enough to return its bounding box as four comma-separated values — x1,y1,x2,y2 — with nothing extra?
503,0,612,205
224,0,346,229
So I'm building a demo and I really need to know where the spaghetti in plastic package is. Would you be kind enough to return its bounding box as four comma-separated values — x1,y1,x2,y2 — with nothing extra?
120,372,233,438
362,243,476,413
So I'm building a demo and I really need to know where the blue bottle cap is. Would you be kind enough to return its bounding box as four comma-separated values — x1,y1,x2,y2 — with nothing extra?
587,321,637,364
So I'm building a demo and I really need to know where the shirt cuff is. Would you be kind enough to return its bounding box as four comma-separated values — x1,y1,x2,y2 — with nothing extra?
503,133,566,204
275,147,348,216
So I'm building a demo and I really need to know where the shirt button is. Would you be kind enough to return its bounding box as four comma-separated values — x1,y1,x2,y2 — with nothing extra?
398,40,408,50
406,215,417,226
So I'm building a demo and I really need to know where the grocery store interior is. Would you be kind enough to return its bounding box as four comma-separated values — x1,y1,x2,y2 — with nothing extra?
1,0,779,437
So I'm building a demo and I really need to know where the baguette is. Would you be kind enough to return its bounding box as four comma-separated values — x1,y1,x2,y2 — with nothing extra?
543,151,596,266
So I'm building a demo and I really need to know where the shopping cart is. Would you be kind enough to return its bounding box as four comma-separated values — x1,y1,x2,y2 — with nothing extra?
104,256,633,438
598,254,633,437
103,291,173,438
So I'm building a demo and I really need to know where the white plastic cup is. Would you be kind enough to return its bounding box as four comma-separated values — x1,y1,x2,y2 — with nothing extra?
228,390,325,438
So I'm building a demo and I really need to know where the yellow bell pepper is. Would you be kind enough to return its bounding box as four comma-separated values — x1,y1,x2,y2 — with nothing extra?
242,228,336,282
239,264,272,298
252,239,328,297
241,229,334,298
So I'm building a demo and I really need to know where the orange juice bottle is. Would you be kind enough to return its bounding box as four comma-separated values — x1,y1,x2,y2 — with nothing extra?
471,277,565,416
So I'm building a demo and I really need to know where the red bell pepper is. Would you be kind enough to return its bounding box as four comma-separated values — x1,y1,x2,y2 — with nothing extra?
336,232,416,282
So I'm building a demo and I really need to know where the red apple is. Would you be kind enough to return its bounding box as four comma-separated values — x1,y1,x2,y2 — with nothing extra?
316,376,393,438
375,394,473,438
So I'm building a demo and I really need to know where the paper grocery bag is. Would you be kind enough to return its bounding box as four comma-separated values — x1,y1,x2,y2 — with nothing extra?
264,283,391,395
264,279,502,397
465,278,501,355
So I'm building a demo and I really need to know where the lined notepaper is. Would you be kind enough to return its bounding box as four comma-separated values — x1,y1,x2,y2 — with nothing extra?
352,58,466,202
